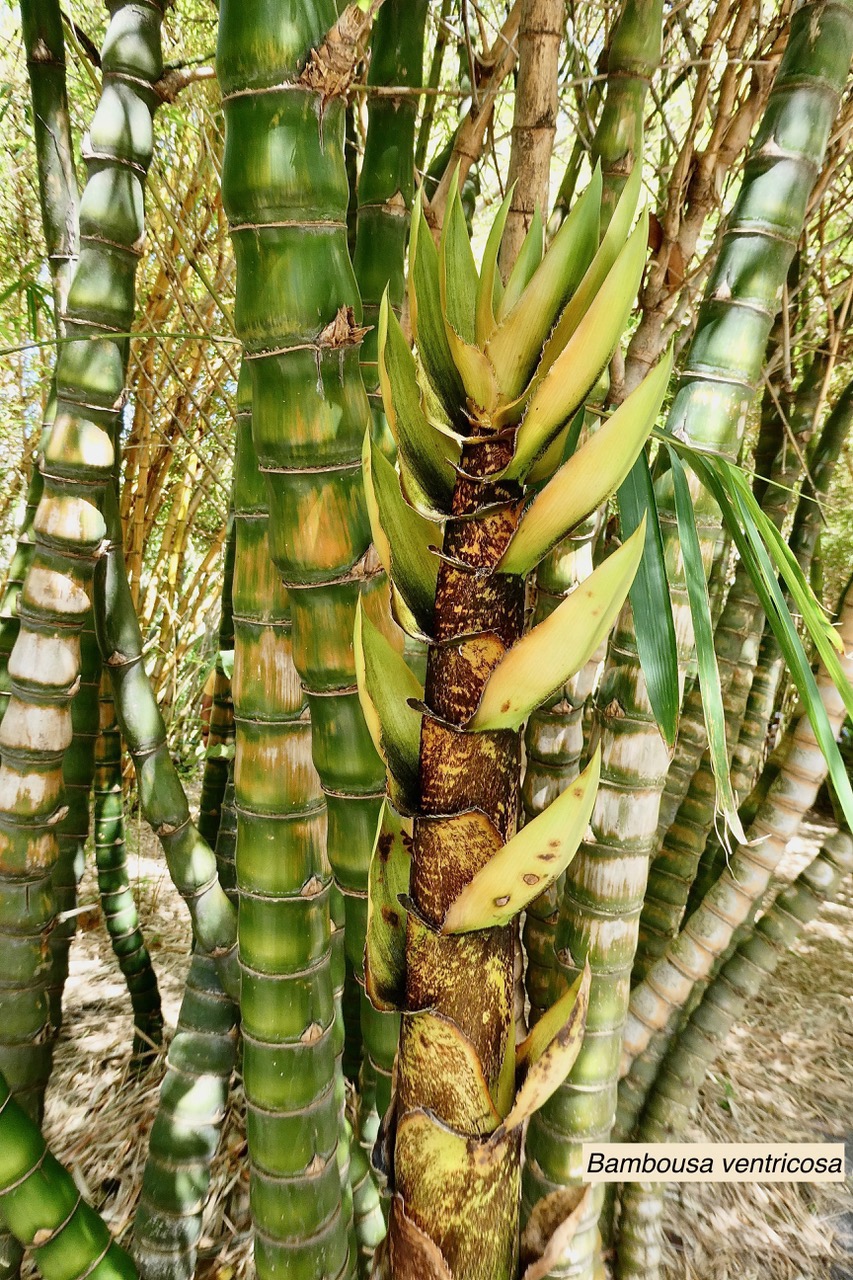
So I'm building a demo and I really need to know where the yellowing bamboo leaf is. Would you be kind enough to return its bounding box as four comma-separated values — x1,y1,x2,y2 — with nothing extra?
354,601,423,808
520,1187,594,1280
516,968,587,1069
498,206,543,320
487,166,602,401
378,292,459,510
409,192,466,421
470,522,646,731
440,749,600,934
389,1196,453,1280
499,349,672,575
363,431,441,634
399,1012,501,1135
365,802,413,1011
444,320,500,412
475,188,513,345
504,215,648,478
503,963,590,1131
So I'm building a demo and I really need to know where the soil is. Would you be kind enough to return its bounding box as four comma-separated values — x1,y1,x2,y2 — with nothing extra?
28,809,853,1280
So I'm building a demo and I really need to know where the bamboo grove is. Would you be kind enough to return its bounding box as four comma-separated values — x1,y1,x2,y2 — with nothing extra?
0,1,851,1279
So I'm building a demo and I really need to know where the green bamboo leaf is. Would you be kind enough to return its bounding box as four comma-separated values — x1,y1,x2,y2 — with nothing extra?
500,349,672,575
504,215,648,479
354,600,423,808
472,520,646,731
475,188,513,345
725,463,853,718
378,292,459,510
443,320,500,412
409,191,466,421
439,168,479,345
538,159,643,383
668,446,745,842
440,748,600,934
493,162,643,435
365,802,413,1011
362,431,441,634
502,963,590,1132
617,449,679,747
498,206,544,320
487,165,602,401
692,453,853,832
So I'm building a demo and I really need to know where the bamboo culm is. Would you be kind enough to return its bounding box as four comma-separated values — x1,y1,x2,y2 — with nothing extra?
196,513,236,856
350,0,428,1145
539,6,853,1271
229,365,353,1278
0,1068,137,1280
93,674,162,1065
95,480,239,999
132,951,238,1280
633,363,824,980
0,0,165,1135
616,827,853,1280
623,583,853,1064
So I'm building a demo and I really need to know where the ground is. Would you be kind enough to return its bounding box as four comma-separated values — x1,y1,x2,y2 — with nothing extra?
30,813,853,1280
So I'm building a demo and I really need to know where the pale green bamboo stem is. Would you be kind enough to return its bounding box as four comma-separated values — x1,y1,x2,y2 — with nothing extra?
616,827,853,1280
534,7,853,1270
623,583,853,1064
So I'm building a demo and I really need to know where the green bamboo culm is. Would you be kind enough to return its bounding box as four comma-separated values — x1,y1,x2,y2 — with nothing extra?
132,951,238,1280
0,1069,137,1280
623,582,853,1066
196,513,236,855
216,8,407,1273
536,5,853,1272
0,0,80,727
47,611,101,1034
0,0,165,1125
353,0,428,439
20,0,79,318
227,362,352,1278
632,359,827,982
683,376,853,927
132,711,241,1278
93,674,162,1066
616,826,853,1280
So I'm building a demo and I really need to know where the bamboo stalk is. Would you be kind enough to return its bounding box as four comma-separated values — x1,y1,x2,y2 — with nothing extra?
95,482,239,999
616,827,853,1279
623,581,853,1064
499,0,563,272
686,376,853,920
93,675,162,1066
196,514,235,855
0,1069,137,1280
132,951,238,1280
227,363,352,1276
539,5,853,1270
0,0,80,730
0,0,166,1129
633,356,827,979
